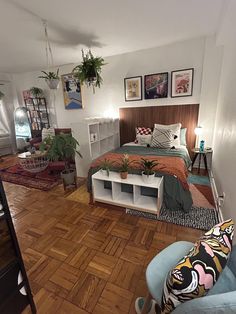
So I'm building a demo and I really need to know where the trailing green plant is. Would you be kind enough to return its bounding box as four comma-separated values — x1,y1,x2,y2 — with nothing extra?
40,133,82,172
73,49,106,92
38,68,59,80
100,158,114,176
30,86,44,98
140,158,158,176
0,90,4,100
119,154,136,173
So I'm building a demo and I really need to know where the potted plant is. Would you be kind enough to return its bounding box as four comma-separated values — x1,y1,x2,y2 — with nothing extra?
119,154,136,179
38,69,60,89
73,49,106,93
100,158,114,176
29,87,44,98
40,133,82,187
0,90,4,100
140,158,158,183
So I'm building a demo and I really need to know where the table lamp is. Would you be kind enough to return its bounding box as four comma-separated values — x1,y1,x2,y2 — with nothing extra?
194,126,203,149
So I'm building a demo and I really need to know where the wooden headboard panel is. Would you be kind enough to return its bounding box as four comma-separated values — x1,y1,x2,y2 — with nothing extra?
119,104,199,154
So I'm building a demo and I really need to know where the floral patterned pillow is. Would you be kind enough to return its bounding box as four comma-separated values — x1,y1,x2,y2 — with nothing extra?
161,219,234,314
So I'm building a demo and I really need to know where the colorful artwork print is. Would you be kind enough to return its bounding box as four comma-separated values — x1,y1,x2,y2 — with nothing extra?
144,72,168,99
161,219,234,314
171,68,194,97
61,73,83,109
124,76,142,101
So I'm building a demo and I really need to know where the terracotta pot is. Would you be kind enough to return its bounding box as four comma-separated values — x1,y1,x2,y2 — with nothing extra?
120,171,128,179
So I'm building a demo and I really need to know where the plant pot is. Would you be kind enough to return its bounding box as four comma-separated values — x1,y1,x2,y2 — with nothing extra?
120,171,128,179
46,78,60,90
142,171,155,183
100,169,109,176
61,169,76,186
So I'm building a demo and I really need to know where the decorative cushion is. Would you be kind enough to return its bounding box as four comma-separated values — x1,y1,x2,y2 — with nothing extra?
151,128,173,148
154,123,181,147
135,127,152,143
161,219,234,314
136,134,152,146
180,128,187,146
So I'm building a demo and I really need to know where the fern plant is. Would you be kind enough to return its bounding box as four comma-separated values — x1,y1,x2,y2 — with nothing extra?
30,87,44,98
38,68,59,80
73,49,106,92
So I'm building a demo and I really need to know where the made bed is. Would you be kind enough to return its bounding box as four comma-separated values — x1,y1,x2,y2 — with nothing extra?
87,104,199,213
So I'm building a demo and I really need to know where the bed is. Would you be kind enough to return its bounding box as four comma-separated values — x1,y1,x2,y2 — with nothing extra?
87,104,199,212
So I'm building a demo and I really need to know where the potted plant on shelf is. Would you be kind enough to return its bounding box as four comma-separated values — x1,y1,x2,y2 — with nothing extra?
0,90,4,100
40,133,82,188
119,154,135,179
140,158,158,183
29,87,44,98
38,69,60,89
100,158,114,177
73,49,106,93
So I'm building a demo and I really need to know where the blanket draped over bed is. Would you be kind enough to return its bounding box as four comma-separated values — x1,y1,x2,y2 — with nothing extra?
87,146,193,212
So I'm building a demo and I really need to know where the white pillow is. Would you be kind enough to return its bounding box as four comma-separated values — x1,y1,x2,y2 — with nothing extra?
154,123,181,147
151,128,173,148
136,134,152,146
41,127,55,141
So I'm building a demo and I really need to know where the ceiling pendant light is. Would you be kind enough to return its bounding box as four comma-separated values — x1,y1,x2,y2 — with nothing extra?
38,20,60,90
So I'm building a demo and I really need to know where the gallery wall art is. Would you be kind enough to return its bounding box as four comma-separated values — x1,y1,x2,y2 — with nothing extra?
144,72,168,99
171,68,194,97
124,76,142,101
61,73,83,109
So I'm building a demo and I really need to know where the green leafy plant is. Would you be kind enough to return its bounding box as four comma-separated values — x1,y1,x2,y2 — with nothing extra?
38,68,59,80
0,90,4,100
100,158,114,176
40,133,82,172
119,154,136,173
73,49,106,92
30,87,44,98
140,158,158,176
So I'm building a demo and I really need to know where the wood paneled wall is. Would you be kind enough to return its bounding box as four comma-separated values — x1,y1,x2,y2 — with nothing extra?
119,104,199,155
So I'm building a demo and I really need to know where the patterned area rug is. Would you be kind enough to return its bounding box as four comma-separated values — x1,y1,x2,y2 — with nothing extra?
0,164,61,191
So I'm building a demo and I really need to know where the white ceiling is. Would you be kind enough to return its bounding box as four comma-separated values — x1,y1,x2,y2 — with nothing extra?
0,0,224,73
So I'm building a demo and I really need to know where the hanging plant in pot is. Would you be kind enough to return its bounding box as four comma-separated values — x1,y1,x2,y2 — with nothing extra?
40,133,82,188
29,86,44,98
0,90,4,100
38,69,60,90
140,158,158,183
73,49,106,93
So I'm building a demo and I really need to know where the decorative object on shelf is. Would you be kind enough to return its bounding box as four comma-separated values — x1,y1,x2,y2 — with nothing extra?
144,72,168,99
99,158,114,177
119,154,136,179
199,140,205,152
73,49,106,93
140,158,158,183
40,133,82,190
29,87,44,98
171,68,194,97
61,73,83,109
0,90,4,100
124,76,142,101
38,20,60,90
194,125,203,148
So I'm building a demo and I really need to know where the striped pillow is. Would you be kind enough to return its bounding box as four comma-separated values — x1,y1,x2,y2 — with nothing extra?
151,128,173,148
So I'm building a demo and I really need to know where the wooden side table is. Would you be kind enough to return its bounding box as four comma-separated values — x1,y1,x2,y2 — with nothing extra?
191,148,213,172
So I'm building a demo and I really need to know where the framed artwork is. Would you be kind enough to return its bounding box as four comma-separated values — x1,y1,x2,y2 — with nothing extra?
61,73,83,109
124,76,142,101
171,68,194,97
144,72,168,99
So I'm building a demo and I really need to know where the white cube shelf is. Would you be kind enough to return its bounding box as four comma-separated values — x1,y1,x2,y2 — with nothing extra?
92,171,164,215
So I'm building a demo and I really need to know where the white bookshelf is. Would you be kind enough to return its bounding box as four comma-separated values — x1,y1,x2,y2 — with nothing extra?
71,118,120,177
92,171,163,215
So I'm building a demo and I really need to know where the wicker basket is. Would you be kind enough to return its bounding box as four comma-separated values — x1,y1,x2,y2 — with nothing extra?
18,151,49,173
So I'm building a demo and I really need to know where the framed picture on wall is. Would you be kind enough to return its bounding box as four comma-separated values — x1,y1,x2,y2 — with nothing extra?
124,76,142,101
144,72,168,99
171,68,194,97
61,73,83,109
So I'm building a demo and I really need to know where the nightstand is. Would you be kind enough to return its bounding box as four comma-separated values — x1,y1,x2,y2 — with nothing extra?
191,148,213,172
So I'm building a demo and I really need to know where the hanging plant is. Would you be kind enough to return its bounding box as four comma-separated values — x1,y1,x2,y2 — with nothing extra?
0,90,4,100
73,49,106,93
38,69,60,90
29,87,44,98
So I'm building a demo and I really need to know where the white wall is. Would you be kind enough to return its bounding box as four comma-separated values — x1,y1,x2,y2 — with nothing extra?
12,37,206,129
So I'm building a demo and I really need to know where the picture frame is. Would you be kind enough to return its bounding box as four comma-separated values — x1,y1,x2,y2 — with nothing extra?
171,68,194,98
61,73,83,109
124,76,142,101
144,72,168,99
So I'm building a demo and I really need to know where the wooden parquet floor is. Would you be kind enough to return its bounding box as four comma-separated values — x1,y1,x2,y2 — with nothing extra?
1,156,203,314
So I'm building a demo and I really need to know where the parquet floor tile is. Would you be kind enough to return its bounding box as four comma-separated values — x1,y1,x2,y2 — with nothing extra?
1,156,204,314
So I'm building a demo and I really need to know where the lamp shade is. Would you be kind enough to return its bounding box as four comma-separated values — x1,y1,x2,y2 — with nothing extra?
194,126,203,136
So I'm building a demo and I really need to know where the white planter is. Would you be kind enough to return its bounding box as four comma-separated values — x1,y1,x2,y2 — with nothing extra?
46,78,60,90
61,169,76,186
100,169,109,176
142,171,155,183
